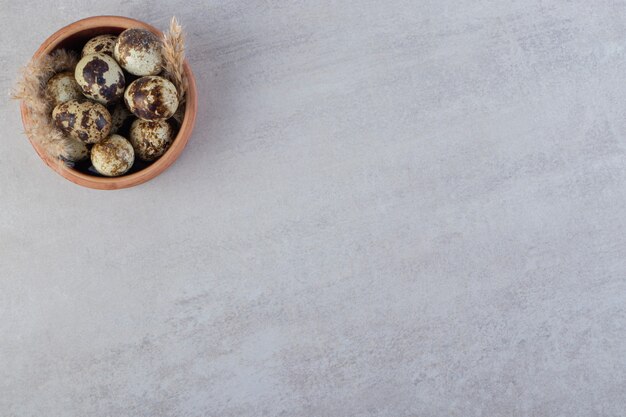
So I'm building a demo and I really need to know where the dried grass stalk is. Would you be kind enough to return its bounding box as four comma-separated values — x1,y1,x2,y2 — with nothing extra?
11,49,78,164
162,16,188,105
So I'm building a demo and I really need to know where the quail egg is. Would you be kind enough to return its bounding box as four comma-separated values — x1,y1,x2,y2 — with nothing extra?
114,28,163,76
75,53,125,105
124,76,178,121
129,118,175,161
45,71,83,107
59,137,89,163
82,34,117,57
109,103,134,135
52,99,111,144
91,134,135,176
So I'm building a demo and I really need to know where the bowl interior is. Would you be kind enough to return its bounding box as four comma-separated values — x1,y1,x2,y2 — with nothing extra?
57,26,127,49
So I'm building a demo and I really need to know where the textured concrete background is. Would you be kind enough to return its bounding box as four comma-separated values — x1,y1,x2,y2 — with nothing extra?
1,1,626,416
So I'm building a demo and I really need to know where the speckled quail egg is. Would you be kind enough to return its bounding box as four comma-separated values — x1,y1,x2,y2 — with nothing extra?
82,34,117,57
114,28,163,76
109,103,134,134
91,134,135,176
59,137,89,163
45,71,83,107
129,118,175,161
75,53,125,105
124,76,178,121
52,99,111,144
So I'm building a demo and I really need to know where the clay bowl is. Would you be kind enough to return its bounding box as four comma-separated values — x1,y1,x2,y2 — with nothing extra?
20,16,197,190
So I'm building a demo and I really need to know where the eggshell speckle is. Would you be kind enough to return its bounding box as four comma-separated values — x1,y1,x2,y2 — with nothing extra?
82,35,117,57
114,28,163,76
124,76,179,121
46,72,83,107
75,53,125,105
52,99,111,144
91,134,135,176
129,118,175,161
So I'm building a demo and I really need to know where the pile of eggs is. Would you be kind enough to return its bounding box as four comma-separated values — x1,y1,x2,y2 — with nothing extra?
47,29,181,177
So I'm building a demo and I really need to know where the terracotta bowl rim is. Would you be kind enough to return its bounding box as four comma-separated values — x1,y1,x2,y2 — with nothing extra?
19,15,197,190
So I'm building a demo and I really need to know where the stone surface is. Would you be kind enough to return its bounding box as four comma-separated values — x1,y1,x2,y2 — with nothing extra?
1,1,626,416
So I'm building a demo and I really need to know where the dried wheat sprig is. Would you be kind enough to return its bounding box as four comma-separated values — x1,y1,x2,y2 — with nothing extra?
162,16,188,105
11,49,78,163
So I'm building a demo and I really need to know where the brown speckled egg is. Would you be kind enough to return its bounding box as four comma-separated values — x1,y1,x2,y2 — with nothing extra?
91,134,135,176
59,137,89,163
109,103,134,134
82,35,117,57
52,99,111,144
129,118,175,161
114,28,163,76
46,72,83,107
124,76,178,121
75,53,125,105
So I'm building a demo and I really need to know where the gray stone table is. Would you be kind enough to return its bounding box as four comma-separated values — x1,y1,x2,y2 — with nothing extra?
1,1,625,416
